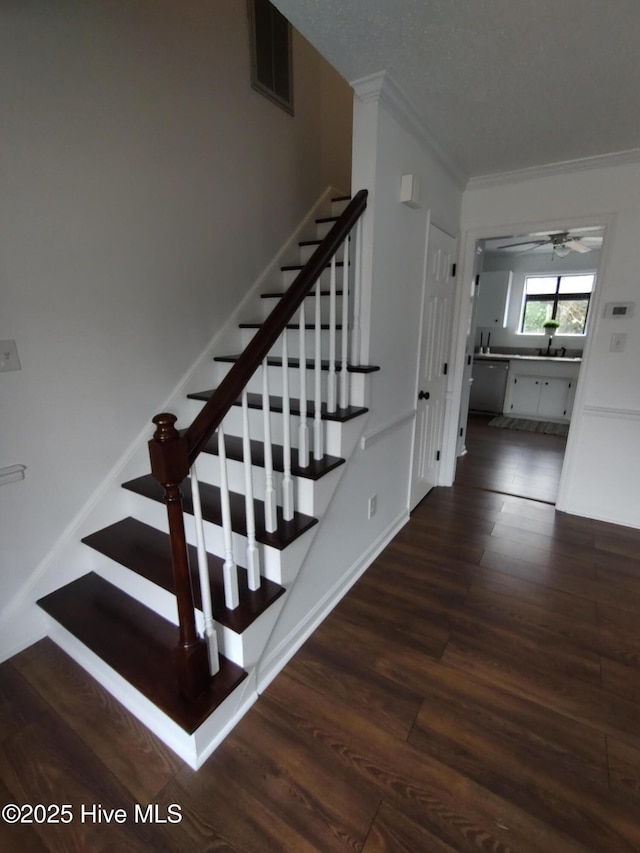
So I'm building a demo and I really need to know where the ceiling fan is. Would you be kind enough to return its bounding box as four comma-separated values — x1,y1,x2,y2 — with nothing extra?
496,231,593,256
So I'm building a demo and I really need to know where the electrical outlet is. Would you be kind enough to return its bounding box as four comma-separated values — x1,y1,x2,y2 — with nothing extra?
368,494,377,519
0,340,21,372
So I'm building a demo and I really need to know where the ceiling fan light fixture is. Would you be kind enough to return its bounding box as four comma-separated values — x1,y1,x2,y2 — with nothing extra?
565,239,591,253
554,245,571,258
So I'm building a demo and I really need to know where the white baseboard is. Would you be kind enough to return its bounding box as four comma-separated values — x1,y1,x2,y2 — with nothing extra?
191,686,259,770
555,500,640,531
255,509,410,694
0,626,47,665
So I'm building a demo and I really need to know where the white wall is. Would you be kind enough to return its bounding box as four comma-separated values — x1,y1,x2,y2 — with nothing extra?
257,72,463,674
0,0,352,628
459,154,640,528
477,249,599,352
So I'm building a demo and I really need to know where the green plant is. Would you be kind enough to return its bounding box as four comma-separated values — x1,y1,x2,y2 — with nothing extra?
543,319,561,329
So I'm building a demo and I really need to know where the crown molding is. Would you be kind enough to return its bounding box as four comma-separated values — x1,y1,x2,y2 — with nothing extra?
351,71,467,190
467,148,640,191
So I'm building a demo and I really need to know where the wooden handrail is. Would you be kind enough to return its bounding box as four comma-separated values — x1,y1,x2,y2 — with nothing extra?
148,189,367,700
184,189,368,465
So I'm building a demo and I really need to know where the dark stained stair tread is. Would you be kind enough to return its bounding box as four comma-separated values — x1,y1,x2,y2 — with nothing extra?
187,389,368,422
281,262,346,271
239,323,342,330
199,434,345,480
315,216,339,224
122,476,318,550
37,572,247,734
261,289,344,298
214,354,380,374
82,518,285,634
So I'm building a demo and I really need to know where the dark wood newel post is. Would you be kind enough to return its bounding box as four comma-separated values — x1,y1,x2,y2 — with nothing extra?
149,413,210,701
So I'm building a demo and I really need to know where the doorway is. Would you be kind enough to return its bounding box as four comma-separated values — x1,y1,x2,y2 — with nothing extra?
456,224,604,504
409,223,457,510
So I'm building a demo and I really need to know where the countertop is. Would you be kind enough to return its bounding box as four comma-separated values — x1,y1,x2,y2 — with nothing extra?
474,353,582,364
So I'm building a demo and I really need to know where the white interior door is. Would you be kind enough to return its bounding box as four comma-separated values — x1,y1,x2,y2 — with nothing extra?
456,244,485,456
410,224,457,510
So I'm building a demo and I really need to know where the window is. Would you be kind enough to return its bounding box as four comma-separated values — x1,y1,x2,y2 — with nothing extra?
248,0,293,114
520,274,595,335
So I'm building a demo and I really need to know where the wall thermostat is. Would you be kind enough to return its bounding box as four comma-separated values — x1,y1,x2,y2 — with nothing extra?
603,302,635,318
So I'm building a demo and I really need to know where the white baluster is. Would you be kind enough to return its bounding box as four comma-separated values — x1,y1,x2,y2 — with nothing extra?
217,424,240,610
313,281,323,460
327,252,337,413
262,358,278,533
350,218,363,367
298,301,310,468
190,462,220,675
241,390,260,590
340,236,350,410
281,333,294,521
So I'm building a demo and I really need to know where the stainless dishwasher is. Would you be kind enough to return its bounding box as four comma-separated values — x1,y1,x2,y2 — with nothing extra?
469,360,509,414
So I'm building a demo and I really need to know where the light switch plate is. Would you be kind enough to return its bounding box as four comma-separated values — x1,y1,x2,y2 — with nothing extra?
610,332,627,352
0,340,21,372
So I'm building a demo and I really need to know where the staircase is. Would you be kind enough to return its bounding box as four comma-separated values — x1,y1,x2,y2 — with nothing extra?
36,191,378,768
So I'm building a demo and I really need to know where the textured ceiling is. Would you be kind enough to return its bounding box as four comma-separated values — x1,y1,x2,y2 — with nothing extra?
274,0,640,179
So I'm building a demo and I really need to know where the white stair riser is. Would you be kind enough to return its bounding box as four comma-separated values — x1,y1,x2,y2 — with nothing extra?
280,265,349,291
240,327,347,361
259,293,346,325
124,489,311,585
331,198,350,217
196,454,306,515
86,549,255,668
91,549,180,627
298,231,354,266
299,236,350,265
221,595,288,670
298,243,321,264
212,361,360,406
186,399,347,457
315,220,338,240
195,453,342,517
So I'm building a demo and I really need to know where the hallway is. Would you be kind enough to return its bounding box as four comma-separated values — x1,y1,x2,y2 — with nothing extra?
2,431,640,850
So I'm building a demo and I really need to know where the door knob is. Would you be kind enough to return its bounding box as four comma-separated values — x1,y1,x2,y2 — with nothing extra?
418,390,430,400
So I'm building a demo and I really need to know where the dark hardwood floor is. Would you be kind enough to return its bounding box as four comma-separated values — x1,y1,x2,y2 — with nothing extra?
457,414,567,504
3,419,640,851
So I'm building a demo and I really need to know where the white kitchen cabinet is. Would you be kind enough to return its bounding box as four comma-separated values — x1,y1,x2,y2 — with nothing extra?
538,378,574,419
508,375,541,416
503,359,580,421
476,271,512,328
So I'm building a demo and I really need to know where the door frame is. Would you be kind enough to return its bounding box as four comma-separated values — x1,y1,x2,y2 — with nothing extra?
407,214,458,509
440,210,616,509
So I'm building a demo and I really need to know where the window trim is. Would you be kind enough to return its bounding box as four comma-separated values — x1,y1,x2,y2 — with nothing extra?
519,273,595,336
